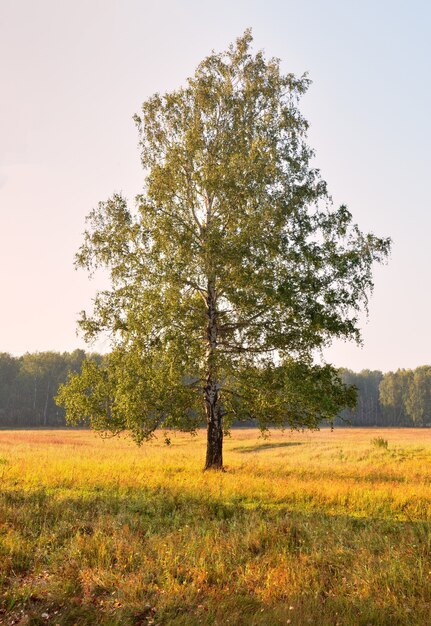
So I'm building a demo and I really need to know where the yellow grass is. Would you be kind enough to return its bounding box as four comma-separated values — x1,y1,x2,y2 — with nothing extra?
1,428,431,624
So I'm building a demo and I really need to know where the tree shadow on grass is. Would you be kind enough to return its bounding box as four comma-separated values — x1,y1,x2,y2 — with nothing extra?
232,441,303,453
1,486,430,625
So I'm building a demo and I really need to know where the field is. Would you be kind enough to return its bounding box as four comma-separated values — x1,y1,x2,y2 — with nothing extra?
1,428,431,625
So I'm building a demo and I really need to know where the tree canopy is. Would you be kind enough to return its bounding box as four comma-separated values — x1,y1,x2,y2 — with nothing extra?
57,31,390,468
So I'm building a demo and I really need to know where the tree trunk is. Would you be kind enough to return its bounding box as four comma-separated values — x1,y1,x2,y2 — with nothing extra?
204,281,223,470
204,378,223,470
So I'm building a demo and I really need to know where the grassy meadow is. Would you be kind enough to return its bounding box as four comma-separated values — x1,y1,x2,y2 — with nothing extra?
1,428,431,625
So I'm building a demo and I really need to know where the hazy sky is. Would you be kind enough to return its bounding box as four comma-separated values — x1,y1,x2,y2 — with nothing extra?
1,0,430,371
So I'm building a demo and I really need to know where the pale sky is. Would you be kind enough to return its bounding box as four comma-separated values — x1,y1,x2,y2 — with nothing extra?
1,0,430,371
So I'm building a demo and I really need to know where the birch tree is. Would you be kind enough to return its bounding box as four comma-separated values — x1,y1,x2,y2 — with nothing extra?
57,31,390,469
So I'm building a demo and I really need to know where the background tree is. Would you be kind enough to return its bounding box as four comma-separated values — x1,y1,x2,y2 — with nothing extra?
380,367,431,427
0,351,87,428
379,369,411,426
7,355,431,430
405,366,431,426
0,353,20,426
56,31,390,469
339,369,384,426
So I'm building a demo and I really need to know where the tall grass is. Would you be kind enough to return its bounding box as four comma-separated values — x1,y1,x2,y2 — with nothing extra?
1,428,431,624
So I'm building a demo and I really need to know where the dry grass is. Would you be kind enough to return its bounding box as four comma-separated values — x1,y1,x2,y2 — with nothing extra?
1,427,431,625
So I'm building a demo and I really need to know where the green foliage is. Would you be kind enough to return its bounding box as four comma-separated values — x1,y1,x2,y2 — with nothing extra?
0,353,20,424
371,436,389,449
379,369,411,425
57,349,202,444
405,366,431,426
380,367,431,427
0,350,87,427
223,361,357,431
57,31,390,448
339,369,384,426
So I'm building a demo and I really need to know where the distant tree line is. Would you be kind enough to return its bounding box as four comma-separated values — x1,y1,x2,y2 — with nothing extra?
0,351,102,427
0,352,431,428
339,367,431,427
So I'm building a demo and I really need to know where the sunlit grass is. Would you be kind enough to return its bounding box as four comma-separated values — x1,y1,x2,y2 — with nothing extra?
1,428,431,624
